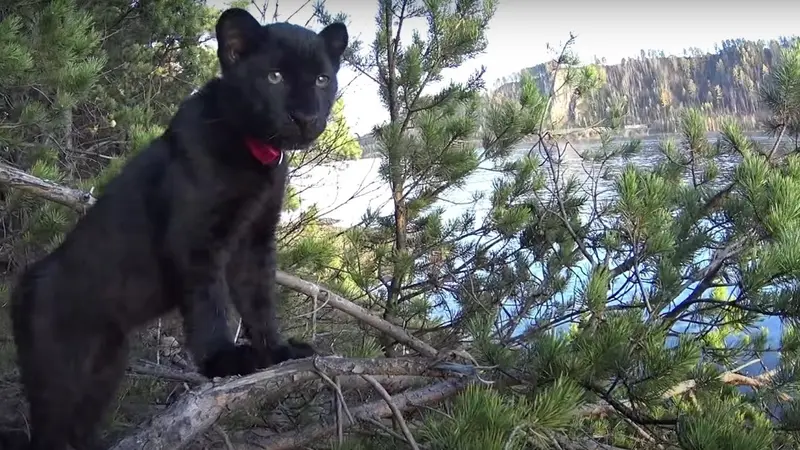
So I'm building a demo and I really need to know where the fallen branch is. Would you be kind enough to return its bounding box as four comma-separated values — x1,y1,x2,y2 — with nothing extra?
127,362,207,384
230,379,469,450
230,381,630,450
109,356,471,450
129,360,439,395
128,361,438,399
0,161,96,211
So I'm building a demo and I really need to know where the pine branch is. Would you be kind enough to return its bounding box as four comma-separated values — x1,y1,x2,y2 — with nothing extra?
582,381,677,426
0,161,96,211
663,237,748,321
610,254,637,277
610,182,736,280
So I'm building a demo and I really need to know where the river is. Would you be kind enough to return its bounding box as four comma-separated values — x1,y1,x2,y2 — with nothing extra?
288,133,784,375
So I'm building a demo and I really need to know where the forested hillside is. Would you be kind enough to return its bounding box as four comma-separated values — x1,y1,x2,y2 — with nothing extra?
498,37,800,132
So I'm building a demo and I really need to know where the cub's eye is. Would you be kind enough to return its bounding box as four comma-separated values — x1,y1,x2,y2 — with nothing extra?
315,75,330,87
267,71,283,84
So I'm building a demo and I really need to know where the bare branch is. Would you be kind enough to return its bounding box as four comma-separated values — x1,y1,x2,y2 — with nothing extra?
0,161,96,211
109,356,470,450
230,379,469,450
276,270,440,357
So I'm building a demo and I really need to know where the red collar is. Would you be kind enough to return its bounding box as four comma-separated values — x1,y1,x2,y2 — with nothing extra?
244,137,283,165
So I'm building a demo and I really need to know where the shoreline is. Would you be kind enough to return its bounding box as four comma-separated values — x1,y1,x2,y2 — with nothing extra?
355,126,778,158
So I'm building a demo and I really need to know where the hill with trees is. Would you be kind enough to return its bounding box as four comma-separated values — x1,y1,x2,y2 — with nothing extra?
497,37,800,135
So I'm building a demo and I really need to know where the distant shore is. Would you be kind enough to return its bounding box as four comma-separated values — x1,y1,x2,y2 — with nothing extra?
355,124,776,157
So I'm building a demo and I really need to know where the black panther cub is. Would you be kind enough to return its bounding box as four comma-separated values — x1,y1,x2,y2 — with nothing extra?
10,7,347,450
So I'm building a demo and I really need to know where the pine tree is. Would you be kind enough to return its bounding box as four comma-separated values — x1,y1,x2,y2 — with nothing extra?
496,35,800,449
0,0,107,266
315,0,530,355
760,39,800,153
307,4,800,448
310,0,598,445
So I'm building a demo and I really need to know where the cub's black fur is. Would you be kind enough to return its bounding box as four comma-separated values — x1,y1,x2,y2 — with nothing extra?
10,8,347,450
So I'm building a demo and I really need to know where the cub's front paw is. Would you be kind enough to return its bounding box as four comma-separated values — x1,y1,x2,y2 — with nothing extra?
200,344,260,378
269,337,316,365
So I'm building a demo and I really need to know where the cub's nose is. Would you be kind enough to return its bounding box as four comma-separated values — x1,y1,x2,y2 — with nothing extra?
290,112,318,132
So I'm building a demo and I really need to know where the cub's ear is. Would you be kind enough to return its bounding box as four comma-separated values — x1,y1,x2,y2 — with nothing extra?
215,8,262,68
318,22,349,64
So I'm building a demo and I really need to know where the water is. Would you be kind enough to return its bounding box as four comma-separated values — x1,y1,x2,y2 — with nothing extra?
288,133,785,375
288,133,771,225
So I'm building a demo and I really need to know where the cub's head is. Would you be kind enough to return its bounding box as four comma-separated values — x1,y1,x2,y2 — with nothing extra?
215,8,348,150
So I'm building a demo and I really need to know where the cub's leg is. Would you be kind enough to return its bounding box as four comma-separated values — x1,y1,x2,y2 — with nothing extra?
227,233,315,367
24,387,73,450
67,333,130,450
21,328,128,450
16,331,123,450
12,283,76,450
178,272,259,378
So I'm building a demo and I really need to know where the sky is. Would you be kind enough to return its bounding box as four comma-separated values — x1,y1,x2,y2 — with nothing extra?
209,0,800,135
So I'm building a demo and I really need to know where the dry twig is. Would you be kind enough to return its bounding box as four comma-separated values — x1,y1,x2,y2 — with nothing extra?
315,370,355,439
213,424,234,450
361,374,421,450
334,375,344,444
